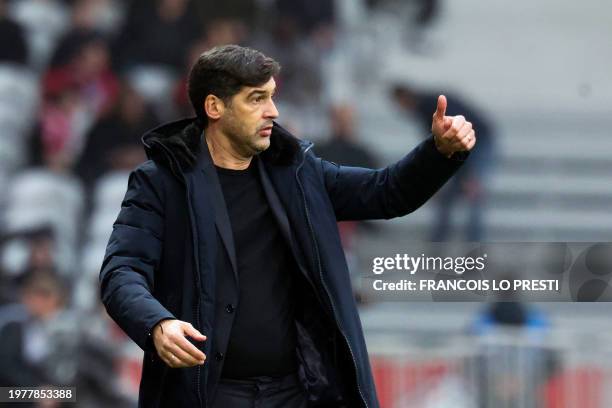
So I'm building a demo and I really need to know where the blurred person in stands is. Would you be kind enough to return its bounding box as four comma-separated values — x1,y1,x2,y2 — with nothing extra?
366,0,440,53
38,30,119,169
100,44,476,408
45,29,119,117
71,0,123,35
252,0,335,108
173,20,248,118
75,83,154,186
252,20,324,107
0,228,55,305
196,0,256,34
392,83,495,241
114,0,200,119
0,265,134,407
114,0,200,73
315,104,379,300
0,269,66,389
0,0,28,66
316,104,378,169
5,0,71,69
275,0,335,38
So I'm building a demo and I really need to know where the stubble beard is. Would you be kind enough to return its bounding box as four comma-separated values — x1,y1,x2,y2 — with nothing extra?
223,116,270,157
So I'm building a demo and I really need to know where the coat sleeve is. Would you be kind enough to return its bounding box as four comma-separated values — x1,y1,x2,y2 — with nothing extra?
99,163,175,351
321,137,467,221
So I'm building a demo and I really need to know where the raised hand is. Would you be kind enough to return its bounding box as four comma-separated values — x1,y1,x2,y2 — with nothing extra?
431,95,476,158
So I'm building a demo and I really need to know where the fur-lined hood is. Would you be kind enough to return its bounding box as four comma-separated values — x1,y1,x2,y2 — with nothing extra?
141,117,305,178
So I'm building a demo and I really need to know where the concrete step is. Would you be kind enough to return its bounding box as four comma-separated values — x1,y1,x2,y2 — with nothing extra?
489,172,612,197
369,204,612,240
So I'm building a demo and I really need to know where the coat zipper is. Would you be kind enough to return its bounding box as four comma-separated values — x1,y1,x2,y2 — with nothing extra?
152,139,204,408
186,191,204,408
295,144,369,408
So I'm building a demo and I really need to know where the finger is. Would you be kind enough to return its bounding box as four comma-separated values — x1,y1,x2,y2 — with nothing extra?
442,115,466,139
455,121,473,140
183,323,207,342
169,343,202,366
160,351,178,368
465,131,477,150
175,334,206,362
163,350,195,368
450,130,475,151
433,95,447,120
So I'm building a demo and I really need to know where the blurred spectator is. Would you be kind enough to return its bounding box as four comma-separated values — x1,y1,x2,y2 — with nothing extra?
173,20,249,117
3,168,84,275
0,1,28,65
316,103,378,168
0,3,39,204
0,269,66,388
40,30,120,170
115,0,201,72
46,29,119,115
0,228,54,305
75,84,154,187
253,19,326,106
196,0,257,33
414,0,439,27
366,0,440,53
472,302,550,333
203,18,248,49
114,0,201,120
315,104,378,300
7,0,71,69
392,84,495,241
72,0,124,35
0,267,135,407
275,0,335,36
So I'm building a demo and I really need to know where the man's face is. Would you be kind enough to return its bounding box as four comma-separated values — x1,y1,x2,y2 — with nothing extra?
219,77,279,157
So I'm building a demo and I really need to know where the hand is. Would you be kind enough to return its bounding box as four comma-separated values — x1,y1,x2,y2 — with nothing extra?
152,319,207,368
431,95,476,158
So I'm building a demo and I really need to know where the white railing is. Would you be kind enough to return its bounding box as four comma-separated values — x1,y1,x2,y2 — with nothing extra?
368,328,612,408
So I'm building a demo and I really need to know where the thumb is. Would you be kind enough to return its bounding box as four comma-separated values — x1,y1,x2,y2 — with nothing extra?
183,323,207,341
434,95,447,121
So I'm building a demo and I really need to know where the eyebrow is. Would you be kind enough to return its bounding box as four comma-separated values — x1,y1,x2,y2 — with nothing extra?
247,88,276,98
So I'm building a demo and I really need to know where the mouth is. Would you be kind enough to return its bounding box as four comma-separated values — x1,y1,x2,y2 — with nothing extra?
259,124,273,137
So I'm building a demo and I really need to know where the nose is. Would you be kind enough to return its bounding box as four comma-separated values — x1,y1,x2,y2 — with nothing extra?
264,99,279,120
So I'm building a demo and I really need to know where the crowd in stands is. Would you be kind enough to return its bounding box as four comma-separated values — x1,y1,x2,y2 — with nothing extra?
0,0,340,403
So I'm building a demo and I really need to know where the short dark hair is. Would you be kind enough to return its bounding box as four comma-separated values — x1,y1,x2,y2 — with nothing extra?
188,44,281,126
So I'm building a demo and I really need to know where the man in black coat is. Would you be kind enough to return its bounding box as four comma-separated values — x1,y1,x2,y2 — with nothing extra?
99,45,477,408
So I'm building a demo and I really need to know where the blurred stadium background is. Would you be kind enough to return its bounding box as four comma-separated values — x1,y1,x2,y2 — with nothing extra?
0,0,611,406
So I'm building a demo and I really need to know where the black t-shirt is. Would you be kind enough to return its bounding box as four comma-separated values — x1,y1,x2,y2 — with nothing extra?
215,158,298,378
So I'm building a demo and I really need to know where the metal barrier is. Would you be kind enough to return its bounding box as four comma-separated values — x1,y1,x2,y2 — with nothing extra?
368,328,612,408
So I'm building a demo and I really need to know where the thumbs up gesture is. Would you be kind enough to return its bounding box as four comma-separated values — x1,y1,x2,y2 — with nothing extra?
431,95,476,158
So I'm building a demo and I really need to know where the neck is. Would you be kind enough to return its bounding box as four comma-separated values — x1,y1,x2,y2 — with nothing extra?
205,125,252,170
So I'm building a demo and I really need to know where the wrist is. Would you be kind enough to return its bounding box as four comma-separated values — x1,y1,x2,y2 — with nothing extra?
433,135,453,158
152,318,173,341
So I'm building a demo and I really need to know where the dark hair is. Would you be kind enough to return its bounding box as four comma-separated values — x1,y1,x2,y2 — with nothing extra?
187,44,281,127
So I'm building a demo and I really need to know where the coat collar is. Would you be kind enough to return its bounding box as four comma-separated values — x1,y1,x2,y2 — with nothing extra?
141,117,305,180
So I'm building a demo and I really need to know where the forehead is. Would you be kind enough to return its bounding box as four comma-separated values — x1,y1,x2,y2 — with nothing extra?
239,77,277,95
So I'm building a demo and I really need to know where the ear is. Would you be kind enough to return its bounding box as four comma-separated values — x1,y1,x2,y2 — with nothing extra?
204,95,225,121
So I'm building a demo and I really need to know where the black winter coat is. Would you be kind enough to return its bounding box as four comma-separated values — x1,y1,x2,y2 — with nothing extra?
99,118,465,407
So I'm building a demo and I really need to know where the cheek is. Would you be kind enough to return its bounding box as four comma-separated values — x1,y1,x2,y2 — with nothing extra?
245,115,261,133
